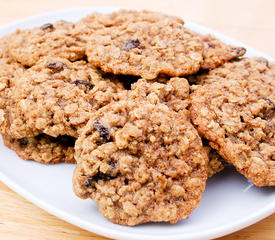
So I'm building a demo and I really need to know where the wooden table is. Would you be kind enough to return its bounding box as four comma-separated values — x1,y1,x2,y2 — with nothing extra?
0,0,274,239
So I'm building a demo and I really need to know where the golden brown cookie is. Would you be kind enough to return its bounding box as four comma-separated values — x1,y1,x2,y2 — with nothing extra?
4,57,124,138
191,57,275,186
73,78,208,225
83,10,245,79
3,134,75,164
7,21,85,67
85,10,203,79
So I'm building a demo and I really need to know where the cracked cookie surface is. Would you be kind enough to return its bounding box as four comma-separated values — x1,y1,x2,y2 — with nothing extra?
191,57,275,186
73,78,208,225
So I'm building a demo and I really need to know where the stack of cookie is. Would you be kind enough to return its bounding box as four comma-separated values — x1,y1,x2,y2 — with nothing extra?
0,10,274,226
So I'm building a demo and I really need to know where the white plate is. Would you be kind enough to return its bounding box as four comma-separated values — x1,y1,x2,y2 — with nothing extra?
0,6,274,240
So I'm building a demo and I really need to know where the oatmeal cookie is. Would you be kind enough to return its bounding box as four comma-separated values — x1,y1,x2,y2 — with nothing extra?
191,57,275,186
85,10,203,79
7,21,85,67
3,134,75,164
73,78,208,225
6,57,124,138
84,10,245,79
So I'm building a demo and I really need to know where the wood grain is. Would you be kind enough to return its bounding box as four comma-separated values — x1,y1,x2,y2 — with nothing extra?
0,0,274,239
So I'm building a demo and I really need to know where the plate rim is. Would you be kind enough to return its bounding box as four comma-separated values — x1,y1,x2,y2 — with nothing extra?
0,6,274,240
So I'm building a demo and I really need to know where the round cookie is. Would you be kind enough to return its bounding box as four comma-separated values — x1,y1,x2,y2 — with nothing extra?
6,57,124,138
85,10,204,79
7,21,85,67
83,10,245,79
73,78,208,225
3,134,75,164
191,57,275,186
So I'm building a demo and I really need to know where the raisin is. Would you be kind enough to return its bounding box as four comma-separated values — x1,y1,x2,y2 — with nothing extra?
19,138,29,146
72,79,93,90
108,159,116,168
231,47,246,55
207,42,215,48
122,39,142,51
94,171,116,181
258,98,275,120
264,98,274,107
84,177,94,187
40,23,54,31
84,171,116,187
93,119,110,142
47,61,66,72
